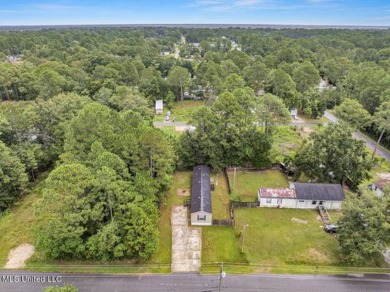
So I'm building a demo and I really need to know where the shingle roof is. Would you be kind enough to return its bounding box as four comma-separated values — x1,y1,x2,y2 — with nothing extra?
191,165,212,213
259,188,296,199
294,183,344,201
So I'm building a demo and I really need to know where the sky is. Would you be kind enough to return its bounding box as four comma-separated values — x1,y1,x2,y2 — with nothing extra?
0,0,389,26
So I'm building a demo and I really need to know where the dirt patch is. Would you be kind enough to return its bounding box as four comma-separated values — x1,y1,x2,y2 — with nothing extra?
4,243,35,269
291,217,308,224
377,173,390,180
316,215,323,222
176,188,190,196
171,206,202,273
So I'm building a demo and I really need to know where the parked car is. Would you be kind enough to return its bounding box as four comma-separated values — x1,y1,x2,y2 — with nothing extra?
324,224,338,233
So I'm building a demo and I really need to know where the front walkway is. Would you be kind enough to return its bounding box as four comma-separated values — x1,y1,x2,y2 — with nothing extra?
171,206,202,272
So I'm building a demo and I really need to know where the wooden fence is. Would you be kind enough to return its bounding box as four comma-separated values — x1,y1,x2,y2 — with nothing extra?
212,219,235,226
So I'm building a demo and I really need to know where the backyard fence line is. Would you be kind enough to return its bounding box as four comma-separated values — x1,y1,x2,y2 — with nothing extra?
212,219,235,226
231,201,260,208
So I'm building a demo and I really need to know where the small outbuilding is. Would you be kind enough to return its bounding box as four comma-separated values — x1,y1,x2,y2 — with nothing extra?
292,183,344,210
190,165,212,226
155,100,163,115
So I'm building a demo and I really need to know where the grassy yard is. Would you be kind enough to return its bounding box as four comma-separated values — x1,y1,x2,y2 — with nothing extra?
0,180,43,266
201,226,248,273
227,169,289,202
234,208,341,267
269,126,302,163
153,100,205,123
210,172,230,219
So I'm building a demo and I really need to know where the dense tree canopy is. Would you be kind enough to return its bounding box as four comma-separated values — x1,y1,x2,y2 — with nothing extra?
35,103,175,260
179,87,272,170
337,190,390,265
294,123,371,190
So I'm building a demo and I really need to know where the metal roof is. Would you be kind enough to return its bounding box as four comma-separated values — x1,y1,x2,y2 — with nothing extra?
293,183,345,201
259,188,296,199
373,179,390,190
191,165,212,213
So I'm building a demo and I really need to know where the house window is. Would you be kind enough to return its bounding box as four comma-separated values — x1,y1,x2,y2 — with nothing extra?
266,198,272,204
197,215,206,221
299,200,304,203
312,200,317,205
277,198,283,204
319,201,324,205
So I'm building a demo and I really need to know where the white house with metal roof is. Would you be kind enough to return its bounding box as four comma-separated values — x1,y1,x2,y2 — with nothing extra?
190,165,212,226
258,182,345,210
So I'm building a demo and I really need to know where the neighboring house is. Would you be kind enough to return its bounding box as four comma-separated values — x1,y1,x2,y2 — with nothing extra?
258,182,344,210
258,188,296,208
369,179,390,196
292,183,344,210
191,165,212,226
155,100,163,115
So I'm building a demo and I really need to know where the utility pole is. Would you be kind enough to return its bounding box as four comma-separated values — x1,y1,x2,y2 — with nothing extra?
218,262,226,292
242,224,249,253
233,167,236,190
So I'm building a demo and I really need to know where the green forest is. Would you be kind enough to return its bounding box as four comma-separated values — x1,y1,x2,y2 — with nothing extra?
0,26,389,263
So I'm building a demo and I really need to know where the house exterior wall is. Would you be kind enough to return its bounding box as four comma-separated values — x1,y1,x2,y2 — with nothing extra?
191,211,212,226
259,197,297,208
295,200,343,210
259,196,343,210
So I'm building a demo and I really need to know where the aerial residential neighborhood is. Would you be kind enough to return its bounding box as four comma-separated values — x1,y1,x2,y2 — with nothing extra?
0,1,390,291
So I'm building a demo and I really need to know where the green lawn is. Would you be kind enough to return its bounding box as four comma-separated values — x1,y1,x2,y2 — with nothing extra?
153,100,205,123
227,169,289,202
234,208,339,272
269,126,302,163
210,172,230,219
201,226,248,273
0,185,41,266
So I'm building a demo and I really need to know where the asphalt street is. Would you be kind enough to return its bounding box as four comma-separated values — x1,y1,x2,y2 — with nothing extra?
324,111,390,163
1,272,389,292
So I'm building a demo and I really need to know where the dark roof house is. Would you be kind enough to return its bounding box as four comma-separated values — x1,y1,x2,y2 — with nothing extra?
191,165,212,214
293,183,345,201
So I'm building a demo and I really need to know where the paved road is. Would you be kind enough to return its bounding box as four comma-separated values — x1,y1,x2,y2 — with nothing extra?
1,272,389,292
324,111,390,163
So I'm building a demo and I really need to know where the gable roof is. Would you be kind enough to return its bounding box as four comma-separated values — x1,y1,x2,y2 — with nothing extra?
293,183,344,201
259,188,296,199
191,165,212,213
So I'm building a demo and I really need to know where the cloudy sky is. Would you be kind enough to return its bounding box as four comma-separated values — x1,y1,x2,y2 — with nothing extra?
0,0,389,26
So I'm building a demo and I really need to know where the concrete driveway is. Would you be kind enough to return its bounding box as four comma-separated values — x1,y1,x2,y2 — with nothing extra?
171,206,202,273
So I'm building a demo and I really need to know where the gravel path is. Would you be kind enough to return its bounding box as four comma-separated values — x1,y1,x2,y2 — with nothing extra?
3,243,35,269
